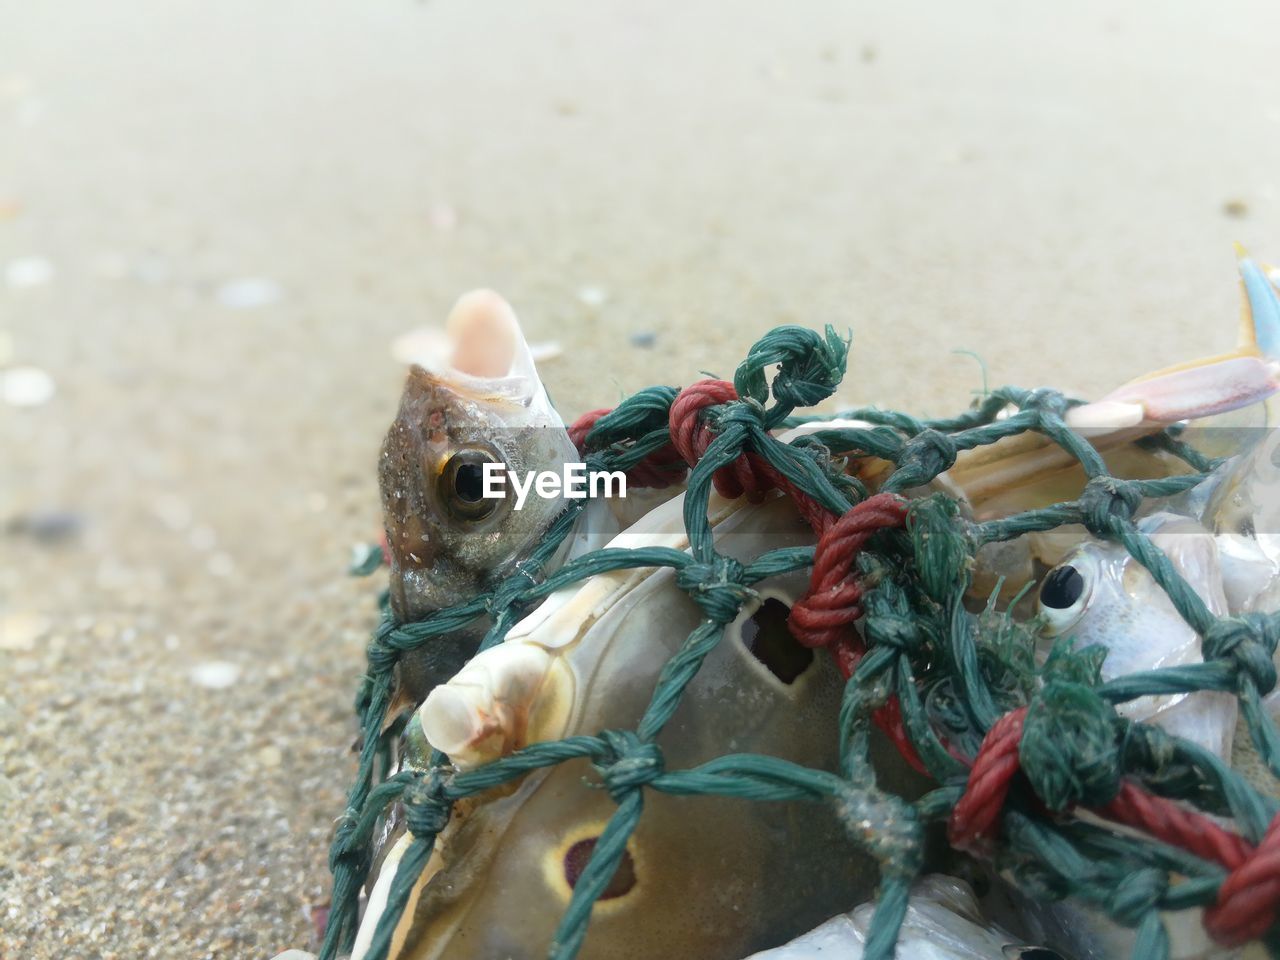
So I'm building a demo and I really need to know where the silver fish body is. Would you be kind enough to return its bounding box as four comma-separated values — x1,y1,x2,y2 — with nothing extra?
745,875,1058,960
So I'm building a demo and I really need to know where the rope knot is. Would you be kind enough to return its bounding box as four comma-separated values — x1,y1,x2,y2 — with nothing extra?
402,772,453,839
676,555,752,623
710,396,768,432
892,429,959,489
1019,679,1120,811
733,324,848,414
595,730,664,803
1078,475,1143,536
906,494,973,603
863,578,929,656
1204,613,1280,695
1019,387,1071,420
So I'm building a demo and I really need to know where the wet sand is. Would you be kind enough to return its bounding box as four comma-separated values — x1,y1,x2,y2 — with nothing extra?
2,1,1278,957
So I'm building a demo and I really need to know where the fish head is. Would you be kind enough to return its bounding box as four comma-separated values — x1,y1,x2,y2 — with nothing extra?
379,290,579,626
1035,513,1235,754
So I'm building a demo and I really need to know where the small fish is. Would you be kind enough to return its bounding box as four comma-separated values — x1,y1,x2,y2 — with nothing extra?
1036,510,1237,758
378,290,581,699
1034,427,1280,764
745,875,1059,960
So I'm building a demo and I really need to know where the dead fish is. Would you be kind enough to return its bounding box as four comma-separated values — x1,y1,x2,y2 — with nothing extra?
378,290,585,701
745,875,1058,960
1036,510,1237,758
1034,416,1280,765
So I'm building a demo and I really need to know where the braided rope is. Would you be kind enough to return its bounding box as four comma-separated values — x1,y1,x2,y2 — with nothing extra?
322,323,1280,960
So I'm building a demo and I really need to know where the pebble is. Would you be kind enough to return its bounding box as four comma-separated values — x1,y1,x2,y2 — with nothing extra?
5,257,55,288
257,746,283,768
629,331,657,349
7,509,85,543
577,285,608,307
216,277,283,310
0,612,49,651
1,366,56,407
189,661,241,690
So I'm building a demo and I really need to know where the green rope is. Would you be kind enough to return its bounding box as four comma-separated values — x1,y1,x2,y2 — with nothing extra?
322,324,1280,960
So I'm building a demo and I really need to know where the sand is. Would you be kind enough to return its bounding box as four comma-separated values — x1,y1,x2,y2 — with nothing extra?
2,1,1278,957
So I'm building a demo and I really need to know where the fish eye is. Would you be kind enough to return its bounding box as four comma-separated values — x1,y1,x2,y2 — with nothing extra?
439,448,502,521
1037,556,1093,635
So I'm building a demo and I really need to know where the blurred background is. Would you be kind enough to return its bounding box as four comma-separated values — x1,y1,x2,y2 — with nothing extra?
2,2,1278,957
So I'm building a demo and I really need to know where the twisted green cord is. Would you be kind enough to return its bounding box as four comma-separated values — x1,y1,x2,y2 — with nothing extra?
323,326,1280,960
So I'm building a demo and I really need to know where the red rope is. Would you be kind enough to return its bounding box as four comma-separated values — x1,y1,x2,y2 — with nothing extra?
1098,780,1253,873
582,382,1280,946
669,380,777,502
665,382,925,772
948,707,1027,854
788,493,911,650
949,706,1280,945
788,492,921,771
1204,814,1280,946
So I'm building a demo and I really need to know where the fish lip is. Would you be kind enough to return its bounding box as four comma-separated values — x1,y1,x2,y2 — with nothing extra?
407,358,538,409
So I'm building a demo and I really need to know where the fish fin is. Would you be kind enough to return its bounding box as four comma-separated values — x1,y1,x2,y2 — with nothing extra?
1235,247,1280,359
446,289,523,379
1067,354,1280,428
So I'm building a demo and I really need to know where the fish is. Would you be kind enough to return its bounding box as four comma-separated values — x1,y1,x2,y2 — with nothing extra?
1033,418,1280,760
744,875,1059,960
377,290,603,701
1035,510,1238,758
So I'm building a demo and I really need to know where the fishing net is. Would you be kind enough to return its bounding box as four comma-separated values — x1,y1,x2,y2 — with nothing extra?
319,325,1280,960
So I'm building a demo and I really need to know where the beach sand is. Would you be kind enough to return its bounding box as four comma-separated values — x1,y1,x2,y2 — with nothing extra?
2,1,1278,956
